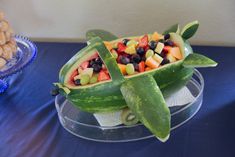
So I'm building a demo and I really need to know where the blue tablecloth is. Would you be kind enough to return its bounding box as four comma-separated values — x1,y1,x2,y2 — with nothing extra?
0,42,234,157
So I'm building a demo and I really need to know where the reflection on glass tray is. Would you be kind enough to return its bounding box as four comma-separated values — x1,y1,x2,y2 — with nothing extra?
55,69,204,142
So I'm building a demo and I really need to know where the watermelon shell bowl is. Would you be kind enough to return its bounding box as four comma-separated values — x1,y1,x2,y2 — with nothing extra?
53,21,217,142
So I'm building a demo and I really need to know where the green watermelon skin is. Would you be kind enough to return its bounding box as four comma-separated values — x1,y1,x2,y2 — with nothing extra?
61,61,193,113
120,74,171,141
58,36,194,113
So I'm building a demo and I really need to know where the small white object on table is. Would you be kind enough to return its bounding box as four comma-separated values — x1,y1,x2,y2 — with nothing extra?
94,86,195,127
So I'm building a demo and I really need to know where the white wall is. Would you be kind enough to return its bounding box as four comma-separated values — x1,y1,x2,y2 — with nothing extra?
1,0,235,46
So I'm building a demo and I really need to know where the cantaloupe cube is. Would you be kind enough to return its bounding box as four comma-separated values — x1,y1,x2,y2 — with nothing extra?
118,64,127,74
145,57,160,69
169,47,182,60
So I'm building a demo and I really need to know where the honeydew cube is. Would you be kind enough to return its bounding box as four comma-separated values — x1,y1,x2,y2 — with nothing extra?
81,68,93,78
153,54,163,63
126,64,135,75
126,40,138,47
155,42,164,54
75,68,93,80
145,49,154,58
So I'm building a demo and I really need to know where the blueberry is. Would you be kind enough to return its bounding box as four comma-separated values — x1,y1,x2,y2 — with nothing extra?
159,51,166,58
114,48,118,51
92,64,102,72
127,54,132,59
164,40,174,46
131,54,141,63
50,88,59,96
164,34,170,40
95,57,103,65
119,55,130,64
89,59,96,67
160,58,170,65
132,63,139,71
74,79,81,85
141,56,146,61
149,41,157,50
122,39,129,45
136,47,145,56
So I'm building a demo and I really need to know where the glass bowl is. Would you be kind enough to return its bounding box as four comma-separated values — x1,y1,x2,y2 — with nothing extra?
55,69,204,142
0,35,37,93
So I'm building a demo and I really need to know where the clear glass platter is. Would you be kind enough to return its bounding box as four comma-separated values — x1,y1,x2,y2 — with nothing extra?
55,69,204,142
0,35,37,93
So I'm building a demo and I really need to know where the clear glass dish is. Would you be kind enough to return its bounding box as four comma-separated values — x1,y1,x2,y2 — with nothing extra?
55,69,204,142
0,35,37,93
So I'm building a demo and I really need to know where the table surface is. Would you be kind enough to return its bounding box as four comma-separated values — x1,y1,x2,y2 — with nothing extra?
0,42,234,157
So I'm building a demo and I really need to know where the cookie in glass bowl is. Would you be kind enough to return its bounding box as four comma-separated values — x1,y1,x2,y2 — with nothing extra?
0,11,18,69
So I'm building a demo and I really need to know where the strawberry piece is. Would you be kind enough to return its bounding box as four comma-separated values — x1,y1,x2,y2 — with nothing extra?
144,46,150,52
117,42,126,53
138,61,145,72
103,69,109,75
80,61,89,70
139,35,148,47
98,70,110,81
163,46,171,53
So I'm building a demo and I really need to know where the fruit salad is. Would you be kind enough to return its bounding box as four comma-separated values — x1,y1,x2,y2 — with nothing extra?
55,21,218,142
71,32,182,86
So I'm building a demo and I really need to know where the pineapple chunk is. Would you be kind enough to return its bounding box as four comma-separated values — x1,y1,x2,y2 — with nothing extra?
151,32,161,41
75,68,93,80
125,45,136,54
